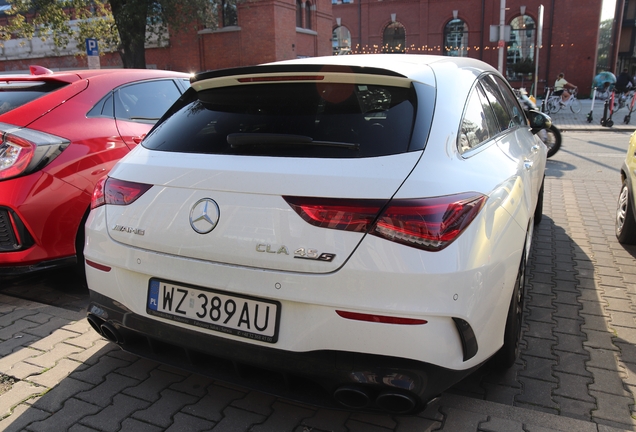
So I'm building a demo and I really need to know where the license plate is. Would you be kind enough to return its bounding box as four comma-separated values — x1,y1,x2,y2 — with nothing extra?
147,279,280,343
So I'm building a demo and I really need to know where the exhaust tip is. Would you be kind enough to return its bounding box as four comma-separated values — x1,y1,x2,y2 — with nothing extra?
333,386,370,409
99,321,123,344
375,391,417,414
86,314,105,336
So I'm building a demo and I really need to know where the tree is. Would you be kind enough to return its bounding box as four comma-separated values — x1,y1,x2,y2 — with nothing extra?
0,0,218,68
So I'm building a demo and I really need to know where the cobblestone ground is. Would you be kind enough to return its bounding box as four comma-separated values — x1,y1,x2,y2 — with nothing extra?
0,177,634,431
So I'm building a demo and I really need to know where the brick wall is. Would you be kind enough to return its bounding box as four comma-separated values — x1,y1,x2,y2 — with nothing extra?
333,0,603,96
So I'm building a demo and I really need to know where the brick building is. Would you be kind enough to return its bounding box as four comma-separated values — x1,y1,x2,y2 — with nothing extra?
332,0,603,97
0,0,604,96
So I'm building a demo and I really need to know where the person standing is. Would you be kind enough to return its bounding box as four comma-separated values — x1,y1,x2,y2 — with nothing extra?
554,73,577,105
615,68,634,94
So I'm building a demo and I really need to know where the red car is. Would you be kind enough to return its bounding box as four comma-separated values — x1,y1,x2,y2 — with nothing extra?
0,66,190,276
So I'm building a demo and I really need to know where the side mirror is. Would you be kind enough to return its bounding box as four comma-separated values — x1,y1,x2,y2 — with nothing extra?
527,109,552,134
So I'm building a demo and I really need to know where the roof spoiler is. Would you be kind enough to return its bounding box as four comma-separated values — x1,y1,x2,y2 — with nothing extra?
29,65,54,76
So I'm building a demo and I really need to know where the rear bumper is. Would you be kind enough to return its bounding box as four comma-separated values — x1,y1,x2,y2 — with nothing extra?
87,290,480,414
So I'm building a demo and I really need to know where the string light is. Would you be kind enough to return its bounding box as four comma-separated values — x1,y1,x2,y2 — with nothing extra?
343,43,574,55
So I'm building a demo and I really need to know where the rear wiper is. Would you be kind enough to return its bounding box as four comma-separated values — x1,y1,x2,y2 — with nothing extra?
227,133,359,150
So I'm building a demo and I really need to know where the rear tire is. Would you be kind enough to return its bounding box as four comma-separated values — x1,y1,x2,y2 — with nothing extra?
616,180,636,244
570,98,581,113
492,250,526,369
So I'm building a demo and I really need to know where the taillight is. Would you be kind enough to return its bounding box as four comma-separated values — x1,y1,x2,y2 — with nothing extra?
284,193,486,252
0,124,69,181
284,197,386,232
0,135,34,180
371,194,487,251
91,177,152,209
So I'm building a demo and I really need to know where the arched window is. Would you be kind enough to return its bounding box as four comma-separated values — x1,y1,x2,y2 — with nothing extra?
444,18,468,57
383,22,405,53
333,25,351,55
296,0,303,28
507,15,536,79
305,1,312,29
222,0,238,27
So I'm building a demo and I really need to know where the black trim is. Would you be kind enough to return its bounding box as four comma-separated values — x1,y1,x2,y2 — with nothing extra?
87,290,481,414
0,256,77,276
0,207,33,252
452,317,478,361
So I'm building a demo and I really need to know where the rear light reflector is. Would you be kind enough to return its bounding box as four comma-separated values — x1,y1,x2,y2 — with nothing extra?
284,193,486,252
91,177,152,209
85,259,112,272
336,310,427,325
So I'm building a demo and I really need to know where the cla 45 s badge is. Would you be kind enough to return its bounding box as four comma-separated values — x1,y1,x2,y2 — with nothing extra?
255,244,336,262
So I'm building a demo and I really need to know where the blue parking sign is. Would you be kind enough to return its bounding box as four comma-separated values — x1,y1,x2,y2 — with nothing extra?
85,38,99,56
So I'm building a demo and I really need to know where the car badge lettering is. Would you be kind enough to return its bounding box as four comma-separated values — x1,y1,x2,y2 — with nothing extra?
112,225,145,235
256,244,290,255
190,198,220,234
294,247,336,262
255,245,335,262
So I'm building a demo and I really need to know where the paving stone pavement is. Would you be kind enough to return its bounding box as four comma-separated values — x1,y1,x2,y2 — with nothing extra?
1,112,636,430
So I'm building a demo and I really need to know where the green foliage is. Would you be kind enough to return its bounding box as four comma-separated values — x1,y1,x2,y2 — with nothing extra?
0,0,219,67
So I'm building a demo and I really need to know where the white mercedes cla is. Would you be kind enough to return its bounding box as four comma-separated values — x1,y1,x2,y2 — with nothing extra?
84,54,549,414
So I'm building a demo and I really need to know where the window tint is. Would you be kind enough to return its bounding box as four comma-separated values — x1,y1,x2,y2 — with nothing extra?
88,93,114,118
480,75,512,132
0,81,68,115
459,85,496,153
114,80,182,122
491,75,525,127
143,82,418,158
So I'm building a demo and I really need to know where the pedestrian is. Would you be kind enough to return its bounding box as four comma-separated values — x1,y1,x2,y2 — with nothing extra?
615,68,634,94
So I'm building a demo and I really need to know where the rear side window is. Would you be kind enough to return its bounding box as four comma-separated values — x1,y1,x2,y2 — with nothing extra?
143,82,417,158
459,84,498,153
88,79,183,122
0,81,68,115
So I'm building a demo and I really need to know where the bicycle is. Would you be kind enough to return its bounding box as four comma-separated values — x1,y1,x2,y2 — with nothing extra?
613,89,635,112
623,90,636,124
544,87,581,114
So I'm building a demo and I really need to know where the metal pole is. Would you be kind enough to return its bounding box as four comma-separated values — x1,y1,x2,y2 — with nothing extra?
498,0,505,74
534,5,544,97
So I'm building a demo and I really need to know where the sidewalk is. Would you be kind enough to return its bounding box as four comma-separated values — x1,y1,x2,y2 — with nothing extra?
542,97,636,132
0,287,632,432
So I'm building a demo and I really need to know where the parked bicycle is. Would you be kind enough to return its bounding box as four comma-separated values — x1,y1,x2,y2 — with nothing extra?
613,89,635,112
544,86,582,114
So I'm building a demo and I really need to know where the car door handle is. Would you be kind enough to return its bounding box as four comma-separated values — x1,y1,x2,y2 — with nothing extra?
524,160,533,170
531,144,541,152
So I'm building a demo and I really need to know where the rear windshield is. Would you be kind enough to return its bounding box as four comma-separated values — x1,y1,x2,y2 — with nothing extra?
143,82,418,158
0,81,68,114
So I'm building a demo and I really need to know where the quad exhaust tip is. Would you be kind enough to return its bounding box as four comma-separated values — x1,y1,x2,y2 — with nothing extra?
333,385,417,414
87,313,124,344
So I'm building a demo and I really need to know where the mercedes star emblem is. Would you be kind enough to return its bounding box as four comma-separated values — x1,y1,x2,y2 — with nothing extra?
189,198,220,234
